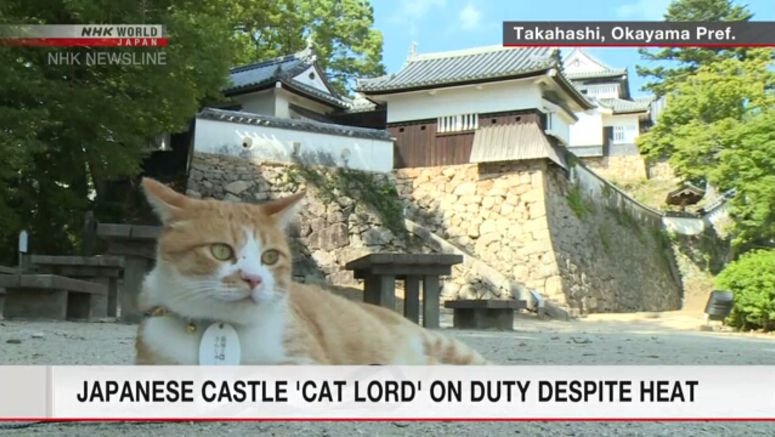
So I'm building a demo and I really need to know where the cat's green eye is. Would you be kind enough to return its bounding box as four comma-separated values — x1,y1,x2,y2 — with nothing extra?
261,249,280,265
210,243,233,261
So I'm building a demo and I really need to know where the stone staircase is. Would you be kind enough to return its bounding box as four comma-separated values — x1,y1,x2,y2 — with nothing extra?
404,218,571,319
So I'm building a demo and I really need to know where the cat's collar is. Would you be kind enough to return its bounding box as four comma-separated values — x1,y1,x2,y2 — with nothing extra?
143,306,198,334
144,306,169,318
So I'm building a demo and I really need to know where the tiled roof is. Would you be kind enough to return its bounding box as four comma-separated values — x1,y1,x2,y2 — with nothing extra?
226,51,311,93
342,94,379,113
565,68,626,80
225,49,348,109
563,49,627,81
597,97,651,114
357,46,558,93
197,107,392,141
281,78,349,108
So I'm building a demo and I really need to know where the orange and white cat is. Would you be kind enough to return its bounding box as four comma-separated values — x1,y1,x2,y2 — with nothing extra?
135,178,488,365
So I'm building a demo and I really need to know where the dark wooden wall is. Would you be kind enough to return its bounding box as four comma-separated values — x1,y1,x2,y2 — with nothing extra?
388,109,544,168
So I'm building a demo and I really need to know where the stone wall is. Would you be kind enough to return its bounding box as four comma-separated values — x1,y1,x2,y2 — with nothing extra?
396,158,683,313
582,155,647,183
187,153,410,286
394,161,559,301
647,160,676,180
188,151,682,314
544,161,682,312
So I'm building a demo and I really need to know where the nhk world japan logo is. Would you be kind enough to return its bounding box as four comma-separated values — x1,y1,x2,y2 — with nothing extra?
0,24,167,47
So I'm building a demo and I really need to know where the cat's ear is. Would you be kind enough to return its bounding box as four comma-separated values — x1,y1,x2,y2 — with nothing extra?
262,191,305,228
141,178,189,223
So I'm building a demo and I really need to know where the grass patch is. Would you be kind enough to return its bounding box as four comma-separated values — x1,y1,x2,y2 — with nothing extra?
612,177,679,210
287,164,410,244
598,227,612,255
566,185,591,219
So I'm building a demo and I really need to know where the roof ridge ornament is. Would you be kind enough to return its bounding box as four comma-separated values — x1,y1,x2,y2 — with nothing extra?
400,41,418,70
408,41,418,61
297,34,317,63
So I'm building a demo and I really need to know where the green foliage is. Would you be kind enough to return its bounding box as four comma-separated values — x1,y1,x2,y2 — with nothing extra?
566,186,590,219
601,183,614,199
598,227,611,254
636,2,775,248
0,0,386,262
638,49,775,247
227,0,384,94
0,0,236,261
287,164,409,243
711,109,775,248
636,0,753,96
716,250,775,331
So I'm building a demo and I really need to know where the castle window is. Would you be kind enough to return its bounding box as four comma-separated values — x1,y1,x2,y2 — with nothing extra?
545,113,554,131
437,113,478,133
585,83,618,98
612,124,638,143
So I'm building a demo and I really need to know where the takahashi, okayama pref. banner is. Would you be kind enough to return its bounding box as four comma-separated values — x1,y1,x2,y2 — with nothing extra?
502,21,775,47
1,366,774,420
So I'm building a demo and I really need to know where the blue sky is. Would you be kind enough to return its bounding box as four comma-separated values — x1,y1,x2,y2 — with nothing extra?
369,0,775,98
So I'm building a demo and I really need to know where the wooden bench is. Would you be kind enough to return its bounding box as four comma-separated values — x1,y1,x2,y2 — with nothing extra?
0,265,17,319
97,223,160,322
30,255,124,318
0,265,19,274
345,253,463,329
444,299,527,330
0,274,107,320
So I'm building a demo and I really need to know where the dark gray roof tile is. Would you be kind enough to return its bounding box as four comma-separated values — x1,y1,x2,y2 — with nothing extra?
226,52,309,94
198,107,392,141
357,46,557,93
565,68,626,80
225,49,348,109
597,97,652,114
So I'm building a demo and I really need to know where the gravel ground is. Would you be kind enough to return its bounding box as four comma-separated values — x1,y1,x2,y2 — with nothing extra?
1,311,774,436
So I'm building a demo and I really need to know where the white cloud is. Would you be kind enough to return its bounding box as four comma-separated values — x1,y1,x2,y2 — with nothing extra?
458,3,482,30
402,0,446,18
389,0,447,36
616,0,671,20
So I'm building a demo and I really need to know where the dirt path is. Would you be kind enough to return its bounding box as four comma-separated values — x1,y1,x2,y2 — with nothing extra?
1,312,774,436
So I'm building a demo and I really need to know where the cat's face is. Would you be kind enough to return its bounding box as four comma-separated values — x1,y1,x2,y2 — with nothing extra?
141,178,303,321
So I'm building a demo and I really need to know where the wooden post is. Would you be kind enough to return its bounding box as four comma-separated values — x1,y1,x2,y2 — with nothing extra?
344,254,463,324
120,257,147,323
363,274,379,305
17,230,28,272
422,275,440,329
364,274,396,310
404,275,421,324
107,277,118,318
82,211,96,256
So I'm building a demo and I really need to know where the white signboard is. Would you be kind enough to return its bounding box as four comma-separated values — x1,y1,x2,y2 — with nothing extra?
18,230,28,253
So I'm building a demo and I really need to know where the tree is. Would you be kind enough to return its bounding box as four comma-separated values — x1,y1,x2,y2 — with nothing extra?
637,49,775,247
227,0,385,94
712,109,775,247
636,0,753,96
0,0,236,261
716,249,775,331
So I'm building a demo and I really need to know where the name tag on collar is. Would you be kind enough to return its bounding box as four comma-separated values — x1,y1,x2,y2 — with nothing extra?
199,323,241,365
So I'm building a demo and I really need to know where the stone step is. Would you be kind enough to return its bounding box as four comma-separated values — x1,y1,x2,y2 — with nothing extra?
405,218,573,320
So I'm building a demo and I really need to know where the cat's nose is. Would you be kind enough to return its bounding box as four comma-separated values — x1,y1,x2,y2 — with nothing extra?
241,272,262,289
